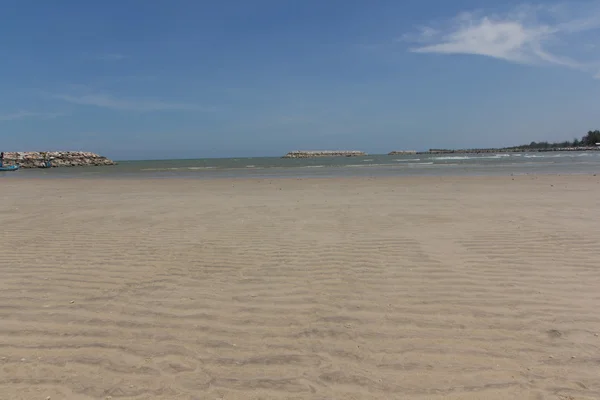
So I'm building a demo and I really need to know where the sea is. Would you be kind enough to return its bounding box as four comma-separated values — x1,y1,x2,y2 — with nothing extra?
3,152,600,179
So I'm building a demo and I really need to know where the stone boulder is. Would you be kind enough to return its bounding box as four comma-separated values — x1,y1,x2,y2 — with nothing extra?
2,151,116,168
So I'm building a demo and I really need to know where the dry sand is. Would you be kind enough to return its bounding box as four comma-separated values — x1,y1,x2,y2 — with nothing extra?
1,175,600,400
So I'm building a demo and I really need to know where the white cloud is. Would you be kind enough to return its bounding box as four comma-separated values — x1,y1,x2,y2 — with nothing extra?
0,111,65,121
53,93,212,112
405,3,600,77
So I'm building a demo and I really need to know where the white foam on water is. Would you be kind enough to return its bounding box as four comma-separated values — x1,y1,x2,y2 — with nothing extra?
141,167,184,171
346,162,436,168
433,154,511,161
471,154,511,160
393,158,421,162
142,166,219,171
346,163,397,168
524,154,563,158
362,159,374,162
432,156,472,160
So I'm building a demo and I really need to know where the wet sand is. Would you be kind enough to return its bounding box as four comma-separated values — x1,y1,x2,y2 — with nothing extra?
1,175,600,399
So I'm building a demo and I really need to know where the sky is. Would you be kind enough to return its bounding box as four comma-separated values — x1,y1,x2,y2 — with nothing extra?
1,0,599,160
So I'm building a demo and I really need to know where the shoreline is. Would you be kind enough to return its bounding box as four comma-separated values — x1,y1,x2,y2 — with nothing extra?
3,173,598,185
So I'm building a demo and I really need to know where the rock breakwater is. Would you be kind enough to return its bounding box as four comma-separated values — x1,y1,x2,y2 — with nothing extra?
420,147,599,154
388,150,417,155
2,151,116,168
282,150,367,158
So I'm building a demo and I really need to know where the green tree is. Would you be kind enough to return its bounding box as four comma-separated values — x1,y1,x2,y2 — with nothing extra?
582,130,600,146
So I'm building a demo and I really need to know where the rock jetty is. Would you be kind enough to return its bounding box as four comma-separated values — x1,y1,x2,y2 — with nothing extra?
420,146,599,155
282,150,367,158
2,151,116,168
388,150,417,155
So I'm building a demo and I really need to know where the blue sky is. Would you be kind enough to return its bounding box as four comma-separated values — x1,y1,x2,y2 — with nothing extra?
1,0,599,159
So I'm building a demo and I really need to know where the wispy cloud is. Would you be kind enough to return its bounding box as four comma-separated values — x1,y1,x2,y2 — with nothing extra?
53,93,213,112
403,3,600,77
0,111,66,121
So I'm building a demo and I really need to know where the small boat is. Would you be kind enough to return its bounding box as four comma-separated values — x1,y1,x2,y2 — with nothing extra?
0,165,20,172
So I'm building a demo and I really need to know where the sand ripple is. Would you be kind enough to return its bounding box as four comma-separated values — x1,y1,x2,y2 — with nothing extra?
1,176,600,399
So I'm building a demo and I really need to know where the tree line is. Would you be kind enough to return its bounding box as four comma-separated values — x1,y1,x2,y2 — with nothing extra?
518,130,600,149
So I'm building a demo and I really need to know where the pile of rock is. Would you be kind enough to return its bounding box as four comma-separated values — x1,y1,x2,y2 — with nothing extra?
388,150,417,155
2,151,116,168
423,147,600,154
282,150,367,158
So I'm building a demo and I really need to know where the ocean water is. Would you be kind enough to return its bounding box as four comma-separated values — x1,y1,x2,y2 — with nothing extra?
3,152,600,179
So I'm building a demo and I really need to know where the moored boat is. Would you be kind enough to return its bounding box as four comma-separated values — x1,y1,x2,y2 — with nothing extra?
0,165,20,172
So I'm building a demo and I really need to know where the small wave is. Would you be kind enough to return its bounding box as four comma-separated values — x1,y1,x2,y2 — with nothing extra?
346,163,396,168
302,165,325,168
432,154,515,161
393,158,421,162
142,166,217,171
474,154,511,159
362,159,374,162
141,167,184,171
432,156,472,160
346,162,435,168
403,162,434,166
245,165,256,168
524,154,563,158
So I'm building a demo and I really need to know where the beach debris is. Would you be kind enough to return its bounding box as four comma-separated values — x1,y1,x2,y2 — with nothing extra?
70,300,75,304
547,329,562,338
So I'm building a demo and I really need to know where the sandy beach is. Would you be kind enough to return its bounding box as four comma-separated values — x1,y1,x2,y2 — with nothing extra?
1,175,600,400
